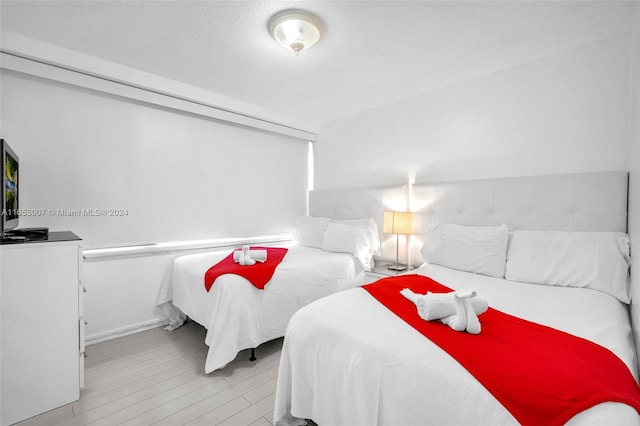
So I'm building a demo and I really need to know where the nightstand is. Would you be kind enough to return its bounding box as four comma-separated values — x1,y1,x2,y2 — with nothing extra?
364,261,416,284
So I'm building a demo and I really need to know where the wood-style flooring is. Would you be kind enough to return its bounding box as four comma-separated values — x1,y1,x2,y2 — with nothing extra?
16,320,283,426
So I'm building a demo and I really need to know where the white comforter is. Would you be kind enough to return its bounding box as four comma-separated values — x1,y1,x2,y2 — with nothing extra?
156,245,364,373
274,264,640,426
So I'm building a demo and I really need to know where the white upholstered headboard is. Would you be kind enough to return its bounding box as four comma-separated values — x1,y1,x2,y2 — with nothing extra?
310,171,628,232
411,171,628,234
309,171,628,264
309,185,407,229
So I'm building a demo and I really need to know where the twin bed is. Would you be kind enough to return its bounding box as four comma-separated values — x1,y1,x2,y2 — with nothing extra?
156,217,380,373
157,171,640,425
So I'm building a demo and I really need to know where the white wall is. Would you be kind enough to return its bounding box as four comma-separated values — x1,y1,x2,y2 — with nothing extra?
627,4,640,373
315,35,631,189
315,20,640,369
1,69,309,341
82,248,217,343
1,70,308,247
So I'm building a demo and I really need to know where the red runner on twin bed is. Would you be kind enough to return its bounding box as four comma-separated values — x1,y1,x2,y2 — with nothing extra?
204,247,288,292
362,274,640,426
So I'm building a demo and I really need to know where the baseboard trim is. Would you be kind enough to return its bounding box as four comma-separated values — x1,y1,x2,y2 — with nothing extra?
85,318,169,346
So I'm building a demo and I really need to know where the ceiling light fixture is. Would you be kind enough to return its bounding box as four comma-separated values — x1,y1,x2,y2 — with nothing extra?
268,9,323,55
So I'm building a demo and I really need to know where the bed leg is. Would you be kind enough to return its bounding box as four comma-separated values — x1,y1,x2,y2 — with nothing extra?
249,348,256,361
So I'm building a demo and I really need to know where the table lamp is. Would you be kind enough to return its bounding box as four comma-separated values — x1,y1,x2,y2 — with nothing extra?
383,211,415,271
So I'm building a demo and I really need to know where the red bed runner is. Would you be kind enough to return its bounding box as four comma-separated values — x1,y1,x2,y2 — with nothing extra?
362,274,640,426
204,247,288,292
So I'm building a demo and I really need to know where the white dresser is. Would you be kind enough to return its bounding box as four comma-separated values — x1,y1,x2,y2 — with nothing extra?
0,232,83,426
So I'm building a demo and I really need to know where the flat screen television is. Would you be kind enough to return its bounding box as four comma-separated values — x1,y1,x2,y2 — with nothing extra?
1,139,19,235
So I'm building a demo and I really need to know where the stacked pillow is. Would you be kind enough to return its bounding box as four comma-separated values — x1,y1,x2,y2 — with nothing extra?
295,216,381,269
505,230,630,303
294,216,330,249
420,223,631,303
420,223,509,278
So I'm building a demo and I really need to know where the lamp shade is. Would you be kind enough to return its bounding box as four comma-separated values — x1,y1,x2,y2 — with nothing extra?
383,211,414,235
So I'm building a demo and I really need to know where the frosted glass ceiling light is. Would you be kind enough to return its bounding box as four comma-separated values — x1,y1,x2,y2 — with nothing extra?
268,9,323,55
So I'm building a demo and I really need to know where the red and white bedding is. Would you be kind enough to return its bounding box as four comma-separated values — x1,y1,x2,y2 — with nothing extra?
274,263,640,425
156,245,364,373
204,247,289,291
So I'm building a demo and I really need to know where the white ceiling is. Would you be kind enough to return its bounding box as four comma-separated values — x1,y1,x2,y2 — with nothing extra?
0,1,637,127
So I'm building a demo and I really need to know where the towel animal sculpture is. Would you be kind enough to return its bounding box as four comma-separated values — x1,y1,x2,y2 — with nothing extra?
233,245,268,266
400,288,488,334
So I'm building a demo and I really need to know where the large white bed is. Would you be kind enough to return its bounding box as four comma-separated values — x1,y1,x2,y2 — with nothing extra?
157,216,381,373
274,172,640,425
275,263,639,425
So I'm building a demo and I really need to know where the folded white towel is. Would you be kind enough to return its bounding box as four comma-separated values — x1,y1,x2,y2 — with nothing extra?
441,293,482,334
400,288,486,334
463,298,481,334
400,289,488,320
399,288,419,303
400,289,431,320
439,291,472,332
233,249,267,263
234,245,257,266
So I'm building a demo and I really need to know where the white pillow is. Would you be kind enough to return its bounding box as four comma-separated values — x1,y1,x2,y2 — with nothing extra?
421,223,509,278
295,216,330,248
505,230,631,303
330,218,381,256
322,222,374,268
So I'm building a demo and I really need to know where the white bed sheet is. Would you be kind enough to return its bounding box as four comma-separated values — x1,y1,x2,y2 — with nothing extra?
156,245,364,373
274,264,640,426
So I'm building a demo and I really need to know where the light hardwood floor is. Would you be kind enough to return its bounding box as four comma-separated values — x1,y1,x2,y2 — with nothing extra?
16,321,283,426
